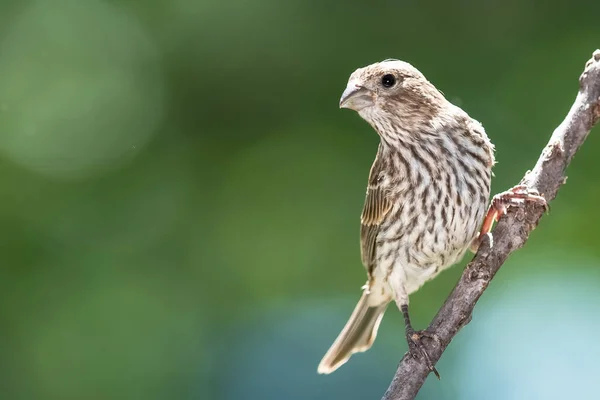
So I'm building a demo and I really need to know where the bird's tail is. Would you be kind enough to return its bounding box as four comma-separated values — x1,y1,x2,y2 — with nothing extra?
317,291,388,374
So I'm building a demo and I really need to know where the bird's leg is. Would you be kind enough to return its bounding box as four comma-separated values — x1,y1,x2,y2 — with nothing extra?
471,184,548,252
401,304,441,379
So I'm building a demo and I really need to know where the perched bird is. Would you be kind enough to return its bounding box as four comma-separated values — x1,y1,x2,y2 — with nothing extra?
317,59,498,376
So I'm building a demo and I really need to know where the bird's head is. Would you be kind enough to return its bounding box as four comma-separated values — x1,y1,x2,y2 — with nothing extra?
340,59,448,134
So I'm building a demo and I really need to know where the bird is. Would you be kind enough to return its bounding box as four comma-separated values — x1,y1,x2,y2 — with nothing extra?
317,59,502,376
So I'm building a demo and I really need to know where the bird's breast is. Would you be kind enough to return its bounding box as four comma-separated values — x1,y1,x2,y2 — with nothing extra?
374,163,490,293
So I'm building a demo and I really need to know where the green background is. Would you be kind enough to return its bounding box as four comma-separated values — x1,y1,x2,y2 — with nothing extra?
0,0,599,399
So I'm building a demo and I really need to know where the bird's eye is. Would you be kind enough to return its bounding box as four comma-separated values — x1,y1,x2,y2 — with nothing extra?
381,74,396,88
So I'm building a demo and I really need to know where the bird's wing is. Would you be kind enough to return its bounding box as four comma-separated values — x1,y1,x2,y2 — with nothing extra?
360,162,393,276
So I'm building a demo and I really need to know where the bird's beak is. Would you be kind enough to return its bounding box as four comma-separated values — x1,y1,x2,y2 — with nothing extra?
339,83,374,111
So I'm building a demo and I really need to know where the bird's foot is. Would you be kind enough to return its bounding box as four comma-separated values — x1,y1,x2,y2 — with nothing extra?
472,184,548,251
405,328,441,379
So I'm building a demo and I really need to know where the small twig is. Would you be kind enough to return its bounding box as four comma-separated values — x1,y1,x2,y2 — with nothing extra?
381,50,600,400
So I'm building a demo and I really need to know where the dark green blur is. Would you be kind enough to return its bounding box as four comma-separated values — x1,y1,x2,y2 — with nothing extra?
0,0,599,399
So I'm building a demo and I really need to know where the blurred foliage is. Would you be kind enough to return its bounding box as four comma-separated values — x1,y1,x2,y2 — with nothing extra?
0,0,599,399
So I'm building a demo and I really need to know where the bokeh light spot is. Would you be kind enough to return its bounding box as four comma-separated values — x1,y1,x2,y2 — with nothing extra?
0,0,164,179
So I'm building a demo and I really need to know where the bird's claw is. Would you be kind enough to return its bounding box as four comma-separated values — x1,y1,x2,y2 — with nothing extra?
406,328,441,379
490,184,548,215
476,184,548,246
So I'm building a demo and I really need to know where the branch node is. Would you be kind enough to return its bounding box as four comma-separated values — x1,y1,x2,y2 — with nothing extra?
548,140,564,159
467,261,491,282
457,312,473,330
580,49,600,87
593,101,600,122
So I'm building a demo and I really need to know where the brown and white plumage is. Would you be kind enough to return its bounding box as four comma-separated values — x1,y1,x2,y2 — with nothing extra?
318,60,495,374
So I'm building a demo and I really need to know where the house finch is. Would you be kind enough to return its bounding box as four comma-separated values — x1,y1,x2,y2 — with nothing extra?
317,59,545,376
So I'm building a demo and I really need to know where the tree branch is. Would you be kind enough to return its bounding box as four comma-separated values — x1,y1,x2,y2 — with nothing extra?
381,49,600,400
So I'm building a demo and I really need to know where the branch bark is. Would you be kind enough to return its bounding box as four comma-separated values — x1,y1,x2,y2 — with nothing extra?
381,49,600,400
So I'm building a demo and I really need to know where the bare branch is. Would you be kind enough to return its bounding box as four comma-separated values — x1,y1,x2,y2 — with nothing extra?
381,49,600,400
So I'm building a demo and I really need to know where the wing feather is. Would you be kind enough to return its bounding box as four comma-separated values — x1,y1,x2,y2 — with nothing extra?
360,159,393,275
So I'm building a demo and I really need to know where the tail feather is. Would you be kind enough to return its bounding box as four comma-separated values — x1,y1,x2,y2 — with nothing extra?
317,292,388,374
